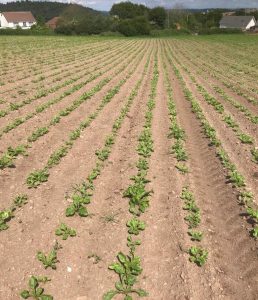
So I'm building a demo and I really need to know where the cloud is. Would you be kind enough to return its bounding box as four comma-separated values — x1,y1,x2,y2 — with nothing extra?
0,0,258,10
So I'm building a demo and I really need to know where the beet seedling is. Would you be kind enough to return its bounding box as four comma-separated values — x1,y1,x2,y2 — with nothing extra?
136,158,149,171
238,191,253,207
26,169,49,188
104,252,147,300
20,276,53,300
229,170,245,187
185,211,201,228
0,209,13,231
188,246,208,266
37,248,58,270
126,218,146,235
55,223,76,240
251,148,258,163
251,226,258,239
188,230,203,241
14,194,28,208
247,207,258,222
176,163,189,174
123,183,152,215
237,133,253,144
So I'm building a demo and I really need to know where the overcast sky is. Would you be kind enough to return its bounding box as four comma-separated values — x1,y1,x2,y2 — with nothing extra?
1,0,258,11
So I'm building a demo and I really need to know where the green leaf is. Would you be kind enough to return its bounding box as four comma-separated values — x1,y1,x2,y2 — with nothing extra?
124,296,133,300
29,276,38,290
40,295,54,300
78,206,88,217
103,290,118,300
20,290,30,299
115,282,124,292
117,252,127,264
135,289,148,297
36,287,44,296
66,206,75,217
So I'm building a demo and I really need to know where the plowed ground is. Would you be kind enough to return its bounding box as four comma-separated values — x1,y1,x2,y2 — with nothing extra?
0,35,257,300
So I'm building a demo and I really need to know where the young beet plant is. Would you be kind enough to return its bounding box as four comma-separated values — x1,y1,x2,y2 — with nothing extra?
66,181,92,217
55,223,76,240
126,218,145,235
20,276,53,300
37,249,58,270
188,246,208,267
103,252,147,300
27,169,49,188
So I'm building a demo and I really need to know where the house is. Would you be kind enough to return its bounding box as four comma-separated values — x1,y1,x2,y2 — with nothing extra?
46,17,59,30
219,16,256,31
0,11,36,29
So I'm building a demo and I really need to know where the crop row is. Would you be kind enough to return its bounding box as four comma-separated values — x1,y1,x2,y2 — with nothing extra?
0,45,147,232
19,50,152,300
0,41,135,114
0,41,135,104
103,52,158,300
163,53,208,266
169,41,258,105
0,41,147,170
0,40,119,88
167,46,258,166
170,57,258,240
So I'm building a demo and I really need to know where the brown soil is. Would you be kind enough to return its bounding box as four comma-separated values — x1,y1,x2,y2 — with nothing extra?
0,38,257,300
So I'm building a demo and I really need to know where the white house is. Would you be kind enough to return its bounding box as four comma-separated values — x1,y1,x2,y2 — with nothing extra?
219,16,256,31
0,11,36,29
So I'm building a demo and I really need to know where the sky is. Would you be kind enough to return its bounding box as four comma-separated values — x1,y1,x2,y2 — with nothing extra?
1,0,258,11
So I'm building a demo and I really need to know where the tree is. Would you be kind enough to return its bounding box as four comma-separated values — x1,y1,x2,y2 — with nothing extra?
149,7,166,28
110,2,149,19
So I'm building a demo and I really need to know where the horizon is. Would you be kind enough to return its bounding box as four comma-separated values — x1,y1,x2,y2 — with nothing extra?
0,0,258,11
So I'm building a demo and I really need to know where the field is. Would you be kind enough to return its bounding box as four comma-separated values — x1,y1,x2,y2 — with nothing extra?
0,35,258,300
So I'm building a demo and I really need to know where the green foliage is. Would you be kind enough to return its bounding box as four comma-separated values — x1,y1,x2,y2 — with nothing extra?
176,163,189,174
149,6,166,28
171,140,188,161
47,146,68,168
251,226,258,239
247,207,258,222
229,170,245,188
251,148,258,163
37,249,58,270
28,127,49,142
238,191,253,207
0,145,27,169
95,147,111,161
14,194,28,208
110,2,149,19
117,16,150,36
27,169,49,188
104,252,147,300
185,211,201,228
20,276,52,300
0,209,13,231
55,223,76,240
188,246,208,266
188,230,203,241
237,133,253,144
66,182,92,217
123,181,152,216
126,218,145,235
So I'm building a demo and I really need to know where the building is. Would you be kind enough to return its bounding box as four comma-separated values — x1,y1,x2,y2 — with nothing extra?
219,16,256,31
0,11,36,29
46,17,59,30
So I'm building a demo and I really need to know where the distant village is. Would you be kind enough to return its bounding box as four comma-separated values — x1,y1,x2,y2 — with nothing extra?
0,6,258,34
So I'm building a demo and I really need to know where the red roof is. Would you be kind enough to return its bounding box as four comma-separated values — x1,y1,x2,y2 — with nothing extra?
2,11,36,23
46,17,59,29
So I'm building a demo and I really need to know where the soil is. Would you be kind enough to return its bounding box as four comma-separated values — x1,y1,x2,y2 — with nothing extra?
0,38,257,300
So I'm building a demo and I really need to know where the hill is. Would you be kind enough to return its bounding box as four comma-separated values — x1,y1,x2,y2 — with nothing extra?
0,1,101,22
